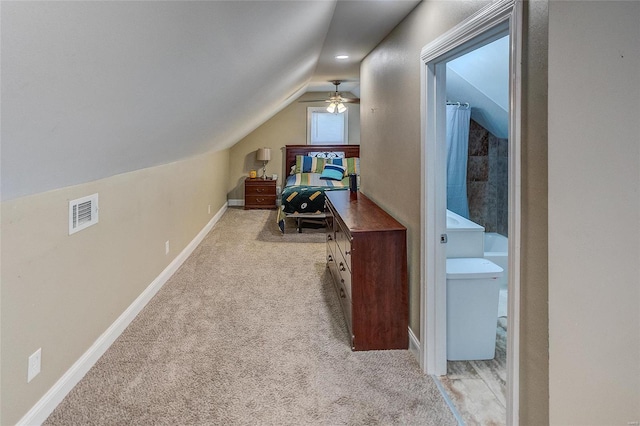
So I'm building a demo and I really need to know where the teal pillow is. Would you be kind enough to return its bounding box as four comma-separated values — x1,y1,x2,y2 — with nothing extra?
329,157,359,175
320,163,346,181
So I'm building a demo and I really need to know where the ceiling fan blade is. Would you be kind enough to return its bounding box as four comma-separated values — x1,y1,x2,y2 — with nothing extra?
341,98,360,104
298,99,332,103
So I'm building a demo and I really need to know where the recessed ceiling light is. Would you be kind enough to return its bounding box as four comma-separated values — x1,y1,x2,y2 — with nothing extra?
335,55,349,60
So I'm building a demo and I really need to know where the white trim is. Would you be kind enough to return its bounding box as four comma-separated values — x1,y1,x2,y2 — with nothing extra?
408,327,420,362
227,198,244,207
506,2,523,424
17,203,228,426
419,0,521,423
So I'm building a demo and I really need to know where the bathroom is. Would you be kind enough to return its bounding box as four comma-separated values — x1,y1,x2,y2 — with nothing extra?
440,34,510,423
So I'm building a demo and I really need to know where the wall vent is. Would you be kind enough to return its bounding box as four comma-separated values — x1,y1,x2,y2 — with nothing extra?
69,193,99,235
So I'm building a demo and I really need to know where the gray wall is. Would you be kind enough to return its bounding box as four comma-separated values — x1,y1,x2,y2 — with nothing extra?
360,0,550,423
548,1,640,423
1,151,230,424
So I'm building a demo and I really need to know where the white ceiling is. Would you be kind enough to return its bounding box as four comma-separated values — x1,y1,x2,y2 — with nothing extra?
1,0,419,200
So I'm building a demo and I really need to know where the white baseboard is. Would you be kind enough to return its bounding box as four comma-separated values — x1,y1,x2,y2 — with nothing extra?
408,327,421,363
227,198,244,207
17,203,228,426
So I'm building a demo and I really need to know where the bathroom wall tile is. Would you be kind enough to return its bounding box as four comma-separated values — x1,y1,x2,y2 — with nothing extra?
466,121,508,235
498,137,509,158
467,181,485,221
468,156,489,182
497,208,509,237
488,134,499,159
468,120,489,156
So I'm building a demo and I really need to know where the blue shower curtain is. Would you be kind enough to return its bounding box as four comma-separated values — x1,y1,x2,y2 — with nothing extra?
446,104,471,218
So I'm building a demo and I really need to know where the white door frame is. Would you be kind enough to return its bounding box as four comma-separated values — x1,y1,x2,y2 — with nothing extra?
419,0,522,424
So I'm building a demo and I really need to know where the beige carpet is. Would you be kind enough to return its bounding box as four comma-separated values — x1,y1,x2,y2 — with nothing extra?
45,208,456,425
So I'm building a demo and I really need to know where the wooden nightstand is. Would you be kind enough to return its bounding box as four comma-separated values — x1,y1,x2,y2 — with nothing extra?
244,177,277,209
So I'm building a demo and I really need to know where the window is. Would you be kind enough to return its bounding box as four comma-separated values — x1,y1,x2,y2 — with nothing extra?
307,107,348,145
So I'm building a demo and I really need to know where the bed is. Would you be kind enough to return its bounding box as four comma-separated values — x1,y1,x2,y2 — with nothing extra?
278,144,360,233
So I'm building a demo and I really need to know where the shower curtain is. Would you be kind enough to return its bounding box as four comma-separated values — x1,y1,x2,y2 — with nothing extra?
446,104,471,218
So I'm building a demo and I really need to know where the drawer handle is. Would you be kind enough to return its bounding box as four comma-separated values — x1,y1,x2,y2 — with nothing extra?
345,250,351,255
339,288,346,299
339,262,346,271
256,188,265,193
327,235,333,241
328,255,333,262
256,198,264,202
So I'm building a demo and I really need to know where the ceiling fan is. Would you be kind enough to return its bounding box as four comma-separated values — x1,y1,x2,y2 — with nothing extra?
300,80,360,113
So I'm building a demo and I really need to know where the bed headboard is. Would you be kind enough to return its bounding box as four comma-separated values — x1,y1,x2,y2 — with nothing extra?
283,144,361,178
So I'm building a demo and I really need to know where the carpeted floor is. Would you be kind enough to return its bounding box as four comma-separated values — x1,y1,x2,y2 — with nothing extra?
45,208,456,425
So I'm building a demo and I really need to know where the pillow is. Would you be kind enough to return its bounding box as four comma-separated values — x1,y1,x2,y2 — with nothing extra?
295,155,326,173
329,157,359,175
320,163,347,181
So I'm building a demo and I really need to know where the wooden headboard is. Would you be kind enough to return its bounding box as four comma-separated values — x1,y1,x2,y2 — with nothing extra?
283,144,361,179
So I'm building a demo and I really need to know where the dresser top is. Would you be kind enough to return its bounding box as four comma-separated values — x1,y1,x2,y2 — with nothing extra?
326,191,406,233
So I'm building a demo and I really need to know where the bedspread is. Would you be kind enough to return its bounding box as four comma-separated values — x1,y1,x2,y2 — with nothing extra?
277,173,349,232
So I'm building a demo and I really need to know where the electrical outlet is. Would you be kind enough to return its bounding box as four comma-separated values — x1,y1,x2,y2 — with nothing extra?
208,204,211,215
165,240,170,255
28,348,41,383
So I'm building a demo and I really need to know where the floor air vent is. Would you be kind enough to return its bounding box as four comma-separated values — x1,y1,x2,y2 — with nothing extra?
69,193,99,235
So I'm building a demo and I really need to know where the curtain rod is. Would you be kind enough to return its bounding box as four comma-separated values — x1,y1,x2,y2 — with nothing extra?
446,101,470,108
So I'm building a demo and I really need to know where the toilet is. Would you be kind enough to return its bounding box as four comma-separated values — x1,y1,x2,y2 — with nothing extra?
446,258,503,361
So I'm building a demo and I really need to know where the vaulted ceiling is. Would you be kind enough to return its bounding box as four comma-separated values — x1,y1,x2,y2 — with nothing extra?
1,1,419,200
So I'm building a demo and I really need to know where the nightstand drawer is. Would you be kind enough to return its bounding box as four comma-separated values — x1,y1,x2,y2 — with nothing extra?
245,195,276,208
245,185,274,196
244,177,277,209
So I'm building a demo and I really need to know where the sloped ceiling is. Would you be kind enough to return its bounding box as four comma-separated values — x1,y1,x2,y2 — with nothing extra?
1,0,418,200
446,35,509,139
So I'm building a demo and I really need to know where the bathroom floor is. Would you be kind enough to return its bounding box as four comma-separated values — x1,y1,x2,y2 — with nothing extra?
439,317,507,425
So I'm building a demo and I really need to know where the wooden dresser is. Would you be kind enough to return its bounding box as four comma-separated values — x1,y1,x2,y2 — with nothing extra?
244,177,276,209
325,190,408,351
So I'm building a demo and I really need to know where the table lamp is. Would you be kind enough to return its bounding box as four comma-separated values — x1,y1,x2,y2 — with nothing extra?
256,148,271,179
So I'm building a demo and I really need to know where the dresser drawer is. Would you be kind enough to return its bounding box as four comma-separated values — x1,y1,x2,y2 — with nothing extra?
336,275,353,335
335,224,352,272
336,254,352,298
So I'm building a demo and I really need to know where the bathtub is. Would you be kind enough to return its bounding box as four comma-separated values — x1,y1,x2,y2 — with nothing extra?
446,210,485,258
484,232,508,290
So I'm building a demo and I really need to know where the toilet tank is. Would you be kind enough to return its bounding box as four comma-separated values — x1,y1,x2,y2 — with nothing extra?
446,209,484,258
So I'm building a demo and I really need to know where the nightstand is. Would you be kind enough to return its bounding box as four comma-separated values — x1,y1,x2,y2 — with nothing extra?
244,177,277,209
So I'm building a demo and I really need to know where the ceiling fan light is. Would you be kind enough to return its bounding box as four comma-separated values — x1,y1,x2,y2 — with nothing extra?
326,103,337,113
337,103,347,113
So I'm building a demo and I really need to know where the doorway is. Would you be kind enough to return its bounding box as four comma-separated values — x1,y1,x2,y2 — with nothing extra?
419,0,522,424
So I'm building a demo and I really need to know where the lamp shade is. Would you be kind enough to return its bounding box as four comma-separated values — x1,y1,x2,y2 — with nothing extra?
256,148,271,161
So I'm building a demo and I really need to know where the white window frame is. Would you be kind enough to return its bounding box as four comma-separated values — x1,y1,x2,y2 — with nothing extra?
306,107,349,145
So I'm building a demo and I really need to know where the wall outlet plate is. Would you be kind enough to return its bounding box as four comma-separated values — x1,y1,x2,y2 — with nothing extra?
28,348,41,383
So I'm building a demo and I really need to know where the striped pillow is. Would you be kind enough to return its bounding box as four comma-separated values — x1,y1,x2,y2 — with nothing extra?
320,163,347,181
295,155,326,174
329,157,359,175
